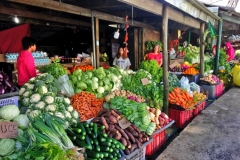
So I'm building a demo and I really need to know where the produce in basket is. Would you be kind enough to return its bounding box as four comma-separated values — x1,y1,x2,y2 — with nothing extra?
200,74,220,84
0,71,15,95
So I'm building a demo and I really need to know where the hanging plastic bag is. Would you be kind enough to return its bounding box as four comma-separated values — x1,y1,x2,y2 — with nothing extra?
180,76,192,96
232,65,240,87
58,74,74,97
189,82,200,93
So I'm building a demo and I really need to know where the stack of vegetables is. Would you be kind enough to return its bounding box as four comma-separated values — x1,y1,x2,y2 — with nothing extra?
108,97,156,135
19,73,80,126
200,74,220,84
91,109,150,155
193,91,207,102
0,105,30,159
121,69,163,109
147,108,172,129
168,73,180,91
69,67,124,97
71,91,104,121
139,60,163,83
0,71,15,95
66,121,123,159
182,67,199,75
71,65,94,72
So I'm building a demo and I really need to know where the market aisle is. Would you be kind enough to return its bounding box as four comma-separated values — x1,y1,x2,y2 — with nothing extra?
157,87,240,160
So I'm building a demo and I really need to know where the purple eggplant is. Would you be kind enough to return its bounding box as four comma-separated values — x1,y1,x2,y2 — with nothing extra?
0,84,5,95
3,73,9,81
4,79,13,88
9,87,14,93
0,72,3,79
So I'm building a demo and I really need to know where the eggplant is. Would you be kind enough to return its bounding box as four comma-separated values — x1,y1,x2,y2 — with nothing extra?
0,84,5,95
3,84,7,89
4,79,13,88
3,73,9,81
9,87,14,93
0,72,3,79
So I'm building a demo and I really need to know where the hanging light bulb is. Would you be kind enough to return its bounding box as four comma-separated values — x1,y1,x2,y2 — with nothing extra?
114,29,120,39
14,15,19,23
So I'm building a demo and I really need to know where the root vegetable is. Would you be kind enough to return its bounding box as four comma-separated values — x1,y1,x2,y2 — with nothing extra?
131,124,141,134
124,148,130,155
91,117,101,123
132,131,139,138
124,129,135,143
126,126,134,133
115,125,129,140
108,124,115,131
155,109,161,118
109,115,118,124
102,111,112,117
135,138,141,148
120,137,127,147
97,109,109,117
130,144,138,152
114,131,122,140
126,139,131,149
101,116,109,130
110,110,121,120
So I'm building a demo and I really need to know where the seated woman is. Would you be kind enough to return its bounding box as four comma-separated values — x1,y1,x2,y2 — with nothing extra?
145,44,162,67
113,47,131,70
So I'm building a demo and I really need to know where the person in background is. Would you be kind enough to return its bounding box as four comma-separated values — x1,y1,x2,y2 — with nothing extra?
17,37,37,88
145,44,162,67
113,47,131,70
225,42,235,61
211,45,217,58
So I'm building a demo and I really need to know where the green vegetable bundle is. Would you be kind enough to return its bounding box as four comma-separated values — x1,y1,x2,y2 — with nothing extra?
19,73,79,126
145,41,162,51
109,97,156,135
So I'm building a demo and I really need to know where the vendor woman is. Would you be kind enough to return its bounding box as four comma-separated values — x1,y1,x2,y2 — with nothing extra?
145,44,162,67
113,47,131,70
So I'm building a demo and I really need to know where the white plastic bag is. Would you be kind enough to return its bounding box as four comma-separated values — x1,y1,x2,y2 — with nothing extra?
190,82,200,93
180,76,192,96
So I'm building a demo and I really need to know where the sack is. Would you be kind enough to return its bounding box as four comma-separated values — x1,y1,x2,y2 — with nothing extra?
190,82,200,93
232,65,240,87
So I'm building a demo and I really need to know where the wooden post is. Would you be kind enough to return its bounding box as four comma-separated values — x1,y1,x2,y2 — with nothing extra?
91,11,96,68
95,17,100,68
200,22,205,78
162,5,169,114
188,31,191,44
215,20,222,75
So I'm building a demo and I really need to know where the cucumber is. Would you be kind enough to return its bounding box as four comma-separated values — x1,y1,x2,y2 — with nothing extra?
70,136,76,141
108,154,113,159
111,139,118,144
67,130,75,137
115,144,120,149
99,131,107,138
72,128,81,133
95,145,100,152
89,122,94,127
78,123,86,136
108,148,113,153
101,141,111,147
93,123,98,138
100,146,109,152
93,139,99,145
98,137,106,142
105,137,113,143
117,142,125,150
85,127,92,134
85,135,93,149
99,125,105,131
75,139,92,150
82,122,89,128
86,150,100,158
76,134,85,140
86,158,98,160
102,152,108,158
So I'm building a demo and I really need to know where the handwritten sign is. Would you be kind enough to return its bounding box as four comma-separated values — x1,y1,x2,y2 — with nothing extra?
141,78,150,85
0,122,18,138
118,117,131,129
169,60,180,70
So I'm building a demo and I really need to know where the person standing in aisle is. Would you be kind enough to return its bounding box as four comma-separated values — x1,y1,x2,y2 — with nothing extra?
225,42,235,61
145,44,162,67
17,37,37,88
113,47,131,70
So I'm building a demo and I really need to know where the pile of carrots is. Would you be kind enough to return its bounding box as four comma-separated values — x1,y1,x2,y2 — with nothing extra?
169,87,196,109
71,91,104,121
182,67,199,75
71,65,94,72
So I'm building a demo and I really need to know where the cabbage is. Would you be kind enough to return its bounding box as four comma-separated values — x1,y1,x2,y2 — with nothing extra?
0,105,20,120
92,77,98,82
103,78,110,85
0,139,16,156
92,82,99,90
97,86,104,94
77,82,87,90
13,114,29,129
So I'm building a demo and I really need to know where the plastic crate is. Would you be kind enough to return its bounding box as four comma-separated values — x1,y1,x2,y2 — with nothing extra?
0,86,19,99
200,82,224,100
0,96,18,108
168,108,193,129
193,100,206,117
179,74,200,83
146,130,166,156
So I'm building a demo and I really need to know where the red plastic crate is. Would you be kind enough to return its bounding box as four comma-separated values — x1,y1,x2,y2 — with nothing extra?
215,82,224,98
146,130,166,156
168,108,193,128
193,100,207,117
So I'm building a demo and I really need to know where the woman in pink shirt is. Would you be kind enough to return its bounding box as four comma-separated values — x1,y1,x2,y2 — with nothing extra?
145,44,162,67
225,42,235,61
17,37,37,87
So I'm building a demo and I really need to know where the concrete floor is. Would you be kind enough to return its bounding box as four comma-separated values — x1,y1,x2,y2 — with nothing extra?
157,87,240,160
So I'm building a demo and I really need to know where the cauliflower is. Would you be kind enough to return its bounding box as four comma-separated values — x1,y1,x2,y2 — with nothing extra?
55,112,65,119
72,110,79,119
23,90,32,98
64,111,72,120
63,98,70,105
36,86,48,95
22,98,30,107
24,83,34,89
19,87,26,96
44,96,54,104
35,101,45,110
67,105,74,112
71,119,78,124
45,104,57,112
25,109,31,114
28,110,41,118
49,112,54,115
30,94,41,103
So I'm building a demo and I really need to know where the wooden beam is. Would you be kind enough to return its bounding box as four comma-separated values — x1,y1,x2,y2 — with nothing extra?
91,11,96,68
0,6,91,27
95,17,100,68
118,0,201,29
7,0,158,30
200,22,205,78
162,5,169,114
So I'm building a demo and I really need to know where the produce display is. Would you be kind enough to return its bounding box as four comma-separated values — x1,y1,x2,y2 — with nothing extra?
182,67,199,75
71,91,103,121
67,121,123,159
139,60,163,83
19,73,79,125
71,65,94,72
193,91,207,102
0,71,15,94
168,73,180,91
200,74,220,84
91,109,150,155
104,90,145,103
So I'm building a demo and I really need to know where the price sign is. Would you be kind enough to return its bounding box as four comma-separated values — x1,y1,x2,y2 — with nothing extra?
0,122,18,138
169,60,180,70
141,78,150,85
118,117,131,129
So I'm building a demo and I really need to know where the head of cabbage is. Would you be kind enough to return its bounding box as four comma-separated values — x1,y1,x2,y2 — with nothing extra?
0,139,16,156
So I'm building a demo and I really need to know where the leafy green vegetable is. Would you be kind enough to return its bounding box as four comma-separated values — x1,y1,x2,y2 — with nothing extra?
145,41,162,51
0,139,16,156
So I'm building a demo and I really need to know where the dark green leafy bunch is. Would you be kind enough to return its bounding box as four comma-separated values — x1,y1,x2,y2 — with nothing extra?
39,59,67,79
168,73,180,91
139,60,163,83
145,41,162,51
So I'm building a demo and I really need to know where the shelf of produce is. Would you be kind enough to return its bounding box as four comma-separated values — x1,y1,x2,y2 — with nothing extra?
199,82,224,100
168,108,193,129
61,62,92,69
120,138,153,160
